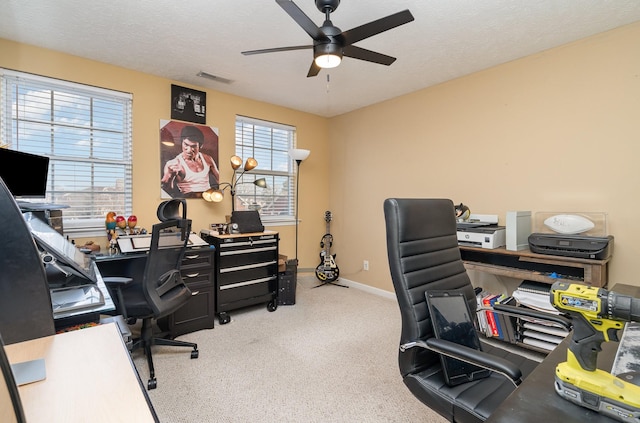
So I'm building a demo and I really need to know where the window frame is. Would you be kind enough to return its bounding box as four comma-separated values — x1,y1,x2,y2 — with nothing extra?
234,115,297,225
0,69,133,237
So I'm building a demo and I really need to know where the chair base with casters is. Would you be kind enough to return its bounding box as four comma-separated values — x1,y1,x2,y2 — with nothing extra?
383,198,570,422
105,275,199,390
133,315,198,390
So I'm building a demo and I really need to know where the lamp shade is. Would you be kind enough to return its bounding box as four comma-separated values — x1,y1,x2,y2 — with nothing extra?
230,155,243,170
244,157,258,171
288,149,310,162
254,178,268,188
202,188,224,203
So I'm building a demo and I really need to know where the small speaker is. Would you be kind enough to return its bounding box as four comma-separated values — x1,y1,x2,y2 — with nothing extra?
230,210,264,233
506,211,531,251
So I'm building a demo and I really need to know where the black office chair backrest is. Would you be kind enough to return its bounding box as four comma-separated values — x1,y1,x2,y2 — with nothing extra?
143,218,193,318
384,198,477,377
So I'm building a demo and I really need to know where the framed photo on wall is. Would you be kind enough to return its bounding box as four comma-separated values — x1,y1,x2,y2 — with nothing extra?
171,84,206,124
160,119,220,199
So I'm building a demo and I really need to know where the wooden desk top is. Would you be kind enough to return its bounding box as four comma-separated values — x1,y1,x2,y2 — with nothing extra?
5,323,157,423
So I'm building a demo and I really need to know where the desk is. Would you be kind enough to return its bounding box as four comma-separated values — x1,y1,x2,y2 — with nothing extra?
487,335,619,422
460,246,610,287
5,323,158,423
488,283,640,422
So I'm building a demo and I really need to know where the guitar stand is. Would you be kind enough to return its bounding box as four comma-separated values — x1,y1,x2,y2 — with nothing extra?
312,278,348,289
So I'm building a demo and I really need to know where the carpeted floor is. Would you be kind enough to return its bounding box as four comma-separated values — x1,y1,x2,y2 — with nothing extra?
131,273,447,422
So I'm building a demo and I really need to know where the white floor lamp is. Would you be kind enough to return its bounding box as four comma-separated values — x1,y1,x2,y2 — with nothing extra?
288,148,310,266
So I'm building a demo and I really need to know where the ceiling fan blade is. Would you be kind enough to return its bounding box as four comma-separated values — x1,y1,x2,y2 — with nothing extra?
276,0,329,41
341,10,414,46
242,45,312,55
343,45,396,66
307,61,321,78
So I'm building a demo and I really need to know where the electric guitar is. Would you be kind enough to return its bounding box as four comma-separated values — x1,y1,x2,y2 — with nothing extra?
315,211,339,282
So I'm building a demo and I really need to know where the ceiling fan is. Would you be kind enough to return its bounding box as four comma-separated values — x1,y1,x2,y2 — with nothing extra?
241,0,415,77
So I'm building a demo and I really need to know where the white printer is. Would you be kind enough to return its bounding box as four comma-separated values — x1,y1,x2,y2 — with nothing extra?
457,223,506,249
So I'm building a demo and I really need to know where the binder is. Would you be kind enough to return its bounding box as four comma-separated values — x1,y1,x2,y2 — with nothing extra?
517,280,551,294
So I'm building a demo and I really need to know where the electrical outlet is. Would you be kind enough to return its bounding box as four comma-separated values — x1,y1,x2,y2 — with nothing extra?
363,260,369,271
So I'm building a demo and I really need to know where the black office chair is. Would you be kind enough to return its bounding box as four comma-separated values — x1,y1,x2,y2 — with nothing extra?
104,218,198,390
383,198,568,423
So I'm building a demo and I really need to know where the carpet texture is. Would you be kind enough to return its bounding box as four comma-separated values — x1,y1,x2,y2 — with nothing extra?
132,273,447,422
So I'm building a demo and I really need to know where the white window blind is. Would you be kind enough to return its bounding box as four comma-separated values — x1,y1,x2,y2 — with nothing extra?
235,116,296,222
0,69,133,235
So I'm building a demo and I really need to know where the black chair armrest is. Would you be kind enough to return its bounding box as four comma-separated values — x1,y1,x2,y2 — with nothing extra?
493,303,572,330
102,276,134,286
102,276,133,319
400,339,523,386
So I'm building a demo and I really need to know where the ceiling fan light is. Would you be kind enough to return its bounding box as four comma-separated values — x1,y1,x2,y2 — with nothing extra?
315,54,342,69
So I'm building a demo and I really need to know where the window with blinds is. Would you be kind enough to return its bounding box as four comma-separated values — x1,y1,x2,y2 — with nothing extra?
235,116,296,222
0,69,133,235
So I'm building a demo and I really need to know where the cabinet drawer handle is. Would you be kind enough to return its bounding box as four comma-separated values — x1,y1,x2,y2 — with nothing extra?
219,276,277,290
185,254,200,259
184,272,200,278
190,291,200,296
220,246,277,256
220,260,277,273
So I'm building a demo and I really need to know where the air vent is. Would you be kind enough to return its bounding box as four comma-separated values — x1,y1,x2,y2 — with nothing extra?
196,71,233,84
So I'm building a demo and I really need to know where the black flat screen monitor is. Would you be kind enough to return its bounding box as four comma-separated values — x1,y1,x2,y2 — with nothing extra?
22,212,96,284
0,149,49,198
426,290,490,386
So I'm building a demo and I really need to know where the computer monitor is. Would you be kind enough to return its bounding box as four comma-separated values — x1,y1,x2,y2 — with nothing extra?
0,149,49,199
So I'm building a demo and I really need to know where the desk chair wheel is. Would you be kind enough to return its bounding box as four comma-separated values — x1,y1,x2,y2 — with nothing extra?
267,300,278,312
148,378,157,390
191,349,199,359
218,312,231,324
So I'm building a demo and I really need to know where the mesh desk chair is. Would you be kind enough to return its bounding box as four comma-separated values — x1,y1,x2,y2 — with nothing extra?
105,218,198,390
383,198,569,422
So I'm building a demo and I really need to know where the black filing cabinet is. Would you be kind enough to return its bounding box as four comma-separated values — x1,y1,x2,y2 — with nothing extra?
164,245,216,337
204,231,279,324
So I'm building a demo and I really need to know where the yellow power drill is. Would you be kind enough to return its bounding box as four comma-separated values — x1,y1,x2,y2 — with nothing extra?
550,281,640,422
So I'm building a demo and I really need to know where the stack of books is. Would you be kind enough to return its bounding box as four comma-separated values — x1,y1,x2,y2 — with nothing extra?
475,291,518,344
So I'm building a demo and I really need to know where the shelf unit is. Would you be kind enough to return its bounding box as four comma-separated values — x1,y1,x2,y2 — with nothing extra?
465,246,610,354
460,246,610,287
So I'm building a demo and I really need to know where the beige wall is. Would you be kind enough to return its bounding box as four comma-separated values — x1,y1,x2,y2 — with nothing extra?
3,21,640,294
329,21,640,292
0,38,330,269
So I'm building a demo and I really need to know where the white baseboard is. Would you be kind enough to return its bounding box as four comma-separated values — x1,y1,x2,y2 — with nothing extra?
336,277,396,300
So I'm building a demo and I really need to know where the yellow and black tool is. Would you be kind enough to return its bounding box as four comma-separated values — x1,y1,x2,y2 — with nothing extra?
550,281,640,422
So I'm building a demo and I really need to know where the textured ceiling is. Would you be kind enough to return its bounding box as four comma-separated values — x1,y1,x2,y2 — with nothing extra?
1,0,640,117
